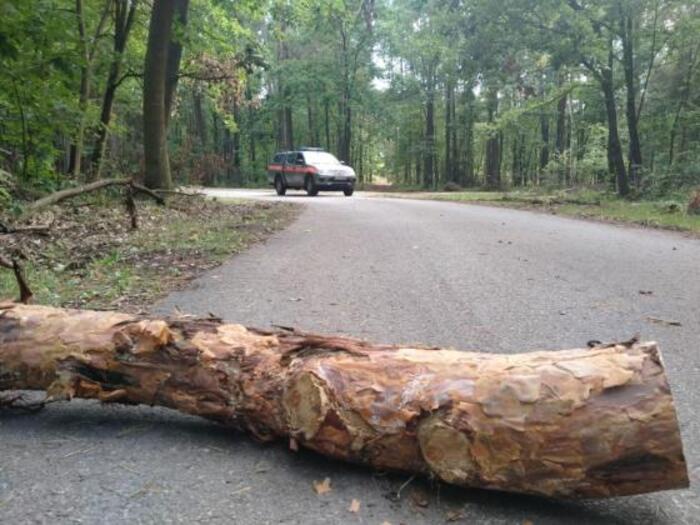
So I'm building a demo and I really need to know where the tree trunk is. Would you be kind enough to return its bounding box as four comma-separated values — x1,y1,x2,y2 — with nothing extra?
555,71,568,185
192,88,208,151
444,80,453,183
423,83,435,189
621,14,643,187
232,100,242,185
164,0,189,126
484,88,500,189
600,47,629,197
462,86,475,187
69,0,111,177
324,99,331,151
143,0,177,189
539,112,549,175
0,303,688,500
90,0,139,181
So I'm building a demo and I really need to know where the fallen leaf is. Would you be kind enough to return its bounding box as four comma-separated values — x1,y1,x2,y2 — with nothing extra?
288,297,302,302
638,290,653,295
523,520,534,525
348,499,361,513
410,488,429,508
445,509,464,521
313,477,332,495
646,317,682,327
380,522,392,525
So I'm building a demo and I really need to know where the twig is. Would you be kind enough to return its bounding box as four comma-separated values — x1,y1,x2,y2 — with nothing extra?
0,212,55,235
396,474,416,500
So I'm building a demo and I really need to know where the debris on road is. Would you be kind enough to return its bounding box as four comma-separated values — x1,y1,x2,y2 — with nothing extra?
0,303,689,500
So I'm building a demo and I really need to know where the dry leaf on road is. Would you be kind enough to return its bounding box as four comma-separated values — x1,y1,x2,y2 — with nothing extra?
313,477,332,495
348,499,361,513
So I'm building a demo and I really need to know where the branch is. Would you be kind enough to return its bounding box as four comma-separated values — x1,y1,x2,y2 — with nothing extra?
0,256,33,304
23,178,164,218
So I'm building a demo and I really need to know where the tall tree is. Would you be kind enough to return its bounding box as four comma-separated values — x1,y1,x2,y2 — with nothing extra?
143,0,177,189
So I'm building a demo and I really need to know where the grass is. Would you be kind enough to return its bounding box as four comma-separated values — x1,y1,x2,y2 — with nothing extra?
376,189,700,235
1,198,298,310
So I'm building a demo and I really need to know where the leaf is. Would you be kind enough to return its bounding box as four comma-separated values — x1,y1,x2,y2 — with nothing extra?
445,509,464,521
313,477,332,495
348,498,361,513
410,488,429,508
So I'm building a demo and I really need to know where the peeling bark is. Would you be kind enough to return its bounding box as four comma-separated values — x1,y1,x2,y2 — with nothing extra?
0,303,688,499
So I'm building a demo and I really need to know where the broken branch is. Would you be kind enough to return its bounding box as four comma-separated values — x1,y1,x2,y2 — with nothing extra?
22,178,164,218
0,257,33,304
0,303,688,499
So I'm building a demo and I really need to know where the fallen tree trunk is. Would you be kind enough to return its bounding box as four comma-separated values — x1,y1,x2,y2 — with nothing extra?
0,303,688,499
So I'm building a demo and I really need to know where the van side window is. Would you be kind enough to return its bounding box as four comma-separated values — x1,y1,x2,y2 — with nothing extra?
285,153,296,164
273,154,283,163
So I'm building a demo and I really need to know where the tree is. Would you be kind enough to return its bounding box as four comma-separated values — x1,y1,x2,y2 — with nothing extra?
143,0,187,189
90,0,140,180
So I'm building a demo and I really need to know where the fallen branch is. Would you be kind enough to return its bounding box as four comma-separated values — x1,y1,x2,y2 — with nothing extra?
23,178,164,217
153,189,205,197
0,304,689,499
0,257,33,303
0,212,55,235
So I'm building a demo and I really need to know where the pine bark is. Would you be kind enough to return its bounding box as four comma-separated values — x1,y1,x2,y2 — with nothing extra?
0,303,688,499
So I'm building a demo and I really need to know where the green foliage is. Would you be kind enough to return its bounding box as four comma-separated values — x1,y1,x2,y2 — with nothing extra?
0,0,698,197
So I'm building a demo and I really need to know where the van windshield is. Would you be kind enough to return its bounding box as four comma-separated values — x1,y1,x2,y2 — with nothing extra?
303,152,341,165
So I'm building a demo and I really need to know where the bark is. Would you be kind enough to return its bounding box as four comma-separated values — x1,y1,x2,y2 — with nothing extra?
90,0,139,181
0,303,688,499
143,0,176,189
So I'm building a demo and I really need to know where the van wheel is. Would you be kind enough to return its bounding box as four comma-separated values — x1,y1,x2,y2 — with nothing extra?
343,186,354,196
275,175,287,196
305,176,319,196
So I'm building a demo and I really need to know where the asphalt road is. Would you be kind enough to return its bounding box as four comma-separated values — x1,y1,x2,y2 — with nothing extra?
2,189,698,524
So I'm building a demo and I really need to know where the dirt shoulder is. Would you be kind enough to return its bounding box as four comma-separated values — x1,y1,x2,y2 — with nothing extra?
1,195,299,312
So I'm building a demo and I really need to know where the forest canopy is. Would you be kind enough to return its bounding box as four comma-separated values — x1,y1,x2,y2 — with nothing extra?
0,0,699,199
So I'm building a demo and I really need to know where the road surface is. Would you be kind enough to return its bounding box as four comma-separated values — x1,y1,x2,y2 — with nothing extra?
2,189,698,524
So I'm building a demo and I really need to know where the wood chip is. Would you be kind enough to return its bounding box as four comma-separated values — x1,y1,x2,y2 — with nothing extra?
313,477,332,495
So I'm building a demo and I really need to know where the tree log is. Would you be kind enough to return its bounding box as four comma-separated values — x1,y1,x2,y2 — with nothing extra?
0,303,688,499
